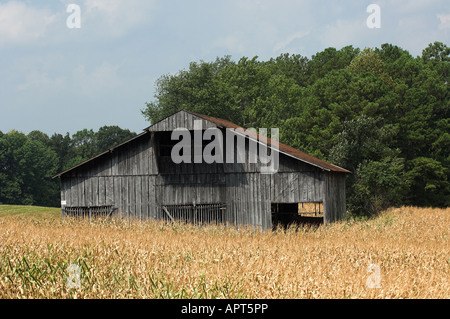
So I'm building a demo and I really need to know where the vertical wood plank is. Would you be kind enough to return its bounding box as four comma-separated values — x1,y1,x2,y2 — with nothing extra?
142,175,149,220
98,177,105,206
149,175,156,219
128,176,135,218
136,176,142,220
113,176,120,214
106,177,113,206
86,177,93,207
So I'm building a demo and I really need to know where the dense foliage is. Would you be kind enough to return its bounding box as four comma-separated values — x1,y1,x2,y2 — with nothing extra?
1,42,447,215
0,127,136,207
143,42,449,216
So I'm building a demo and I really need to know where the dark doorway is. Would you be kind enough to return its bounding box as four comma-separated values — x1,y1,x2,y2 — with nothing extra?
271,203,323,230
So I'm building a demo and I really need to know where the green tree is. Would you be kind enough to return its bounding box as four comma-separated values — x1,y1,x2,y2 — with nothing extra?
142,43,449,214
49,132,74,172
64,126,137,169
405,157,449,206
422,41,450,82
71,128,96,161
0,131,27,204
17,139,59,206
0,131,58,206
422,41,450,63
28,130,51,146
330,116,408,216
94,125,137,154
308,46,360,83
352,157,407,216
266,53,310,87
347,48,386,76
0,125,137,207
142,56,235,125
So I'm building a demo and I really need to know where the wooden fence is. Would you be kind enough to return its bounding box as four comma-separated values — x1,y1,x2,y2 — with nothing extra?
161,203,226,225
62,205,118,218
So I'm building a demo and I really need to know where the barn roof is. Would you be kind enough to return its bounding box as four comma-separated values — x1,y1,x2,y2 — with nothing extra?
180,111,350,173
54,110,350,178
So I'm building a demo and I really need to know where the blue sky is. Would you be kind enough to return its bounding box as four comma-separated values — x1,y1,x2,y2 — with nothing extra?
1,0,449,135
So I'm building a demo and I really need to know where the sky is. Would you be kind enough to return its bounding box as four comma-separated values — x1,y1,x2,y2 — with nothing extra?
0,0,449,136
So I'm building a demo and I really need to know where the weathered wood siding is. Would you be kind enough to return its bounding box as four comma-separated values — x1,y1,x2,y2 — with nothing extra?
225,173,272,229
60,111,347,230
149,112,217,132
61,133,158,219
323,172,347,224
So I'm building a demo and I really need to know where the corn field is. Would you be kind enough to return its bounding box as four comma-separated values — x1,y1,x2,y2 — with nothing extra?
0,206,448,299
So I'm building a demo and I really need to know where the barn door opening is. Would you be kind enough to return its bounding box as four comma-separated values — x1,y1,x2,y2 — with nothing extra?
271,202,323,229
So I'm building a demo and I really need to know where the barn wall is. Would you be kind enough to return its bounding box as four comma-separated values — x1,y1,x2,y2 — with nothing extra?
225,173,271,229
155,175,226,205
60,152,329,230
61,133,157,218
323,172,346,224
271,171,324,203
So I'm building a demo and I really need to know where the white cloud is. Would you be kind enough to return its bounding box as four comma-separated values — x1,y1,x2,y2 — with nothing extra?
0,1,57,46
212,35,246,54
0,0,157,47
379,0,443,14
18,71,65,92
82,0,156,36
71,62,123,96
273,30,310,53
437,13,450,30
320,19,367,49
209,0,316,58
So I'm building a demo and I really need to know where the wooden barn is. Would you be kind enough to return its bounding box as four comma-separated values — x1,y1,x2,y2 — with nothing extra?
54,110,350,229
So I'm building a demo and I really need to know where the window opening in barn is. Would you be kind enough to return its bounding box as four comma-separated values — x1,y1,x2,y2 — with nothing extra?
160,203,226,225
271,202,323,229
158,131,179,157
158,128,272,166
157,130,221,160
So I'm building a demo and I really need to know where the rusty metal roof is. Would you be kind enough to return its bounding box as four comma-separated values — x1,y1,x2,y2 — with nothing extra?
185,110,351,173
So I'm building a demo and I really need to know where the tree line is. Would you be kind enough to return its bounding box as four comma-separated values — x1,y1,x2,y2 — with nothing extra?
143,42,449,216
0,127,136,207
1,42,448,216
